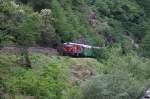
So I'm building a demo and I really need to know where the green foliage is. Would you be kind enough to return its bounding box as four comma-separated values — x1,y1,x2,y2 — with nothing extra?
82,74,143,99
124,19,150,39
90,0,141,21
94,44,121,62
0,53,85,99
0,0,41,46
0,0,148,49
137,0,150,17
16,10,41,46
1,0,150,51
6,62,66,99
0,50,150,99
82,49,150,99
46,0,73,42
103,52,150,81
1,0,150,98
140,34,150,58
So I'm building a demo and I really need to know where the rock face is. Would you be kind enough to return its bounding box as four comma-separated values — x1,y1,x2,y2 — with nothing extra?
70,65,93,85
140,88,150,99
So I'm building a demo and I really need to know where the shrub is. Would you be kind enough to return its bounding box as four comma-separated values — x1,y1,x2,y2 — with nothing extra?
82,73,143,99
82,48,150,99
6,62,67,99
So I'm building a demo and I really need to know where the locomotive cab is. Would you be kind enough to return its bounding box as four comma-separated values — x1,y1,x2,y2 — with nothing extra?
59,42,84,56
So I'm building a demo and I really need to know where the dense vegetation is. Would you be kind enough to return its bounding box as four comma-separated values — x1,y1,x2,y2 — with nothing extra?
0,0,150,99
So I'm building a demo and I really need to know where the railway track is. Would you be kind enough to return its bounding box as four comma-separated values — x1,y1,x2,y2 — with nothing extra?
0,47,58,55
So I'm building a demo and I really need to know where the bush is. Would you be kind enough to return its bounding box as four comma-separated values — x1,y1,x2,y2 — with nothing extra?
6,62,67,99
0,53,83,99
82,73,143,99
82,48,150,99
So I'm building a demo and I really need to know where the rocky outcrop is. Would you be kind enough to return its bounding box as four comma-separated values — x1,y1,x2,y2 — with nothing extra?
140,88,150,99
70,65,94,86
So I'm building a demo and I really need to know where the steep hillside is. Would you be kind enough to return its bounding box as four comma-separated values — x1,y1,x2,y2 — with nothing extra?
0,48,150,99
0,51,102,98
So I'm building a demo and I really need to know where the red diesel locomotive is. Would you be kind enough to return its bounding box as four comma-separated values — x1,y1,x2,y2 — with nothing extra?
58,42,100,57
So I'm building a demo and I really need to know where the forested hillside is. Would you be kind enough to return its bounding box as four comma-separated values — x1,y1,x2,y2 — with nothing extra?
0,0,150,99
1,0,150,50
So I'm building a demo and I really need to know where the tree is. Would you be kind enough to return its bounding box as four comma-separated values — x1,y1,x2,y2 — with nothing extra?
40,9,56,47
90,0,141,21
15,7,41,68
50,0,77,42
0,0,41,68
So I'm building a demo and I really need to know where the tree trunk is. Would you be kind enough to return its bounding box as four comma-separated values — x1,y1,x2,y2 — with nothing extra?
0,39,3,50
20,47,31,68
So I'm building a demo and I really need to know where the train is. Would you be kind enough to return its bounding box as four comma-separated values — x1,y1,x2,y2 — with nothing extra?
58,42,101,57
